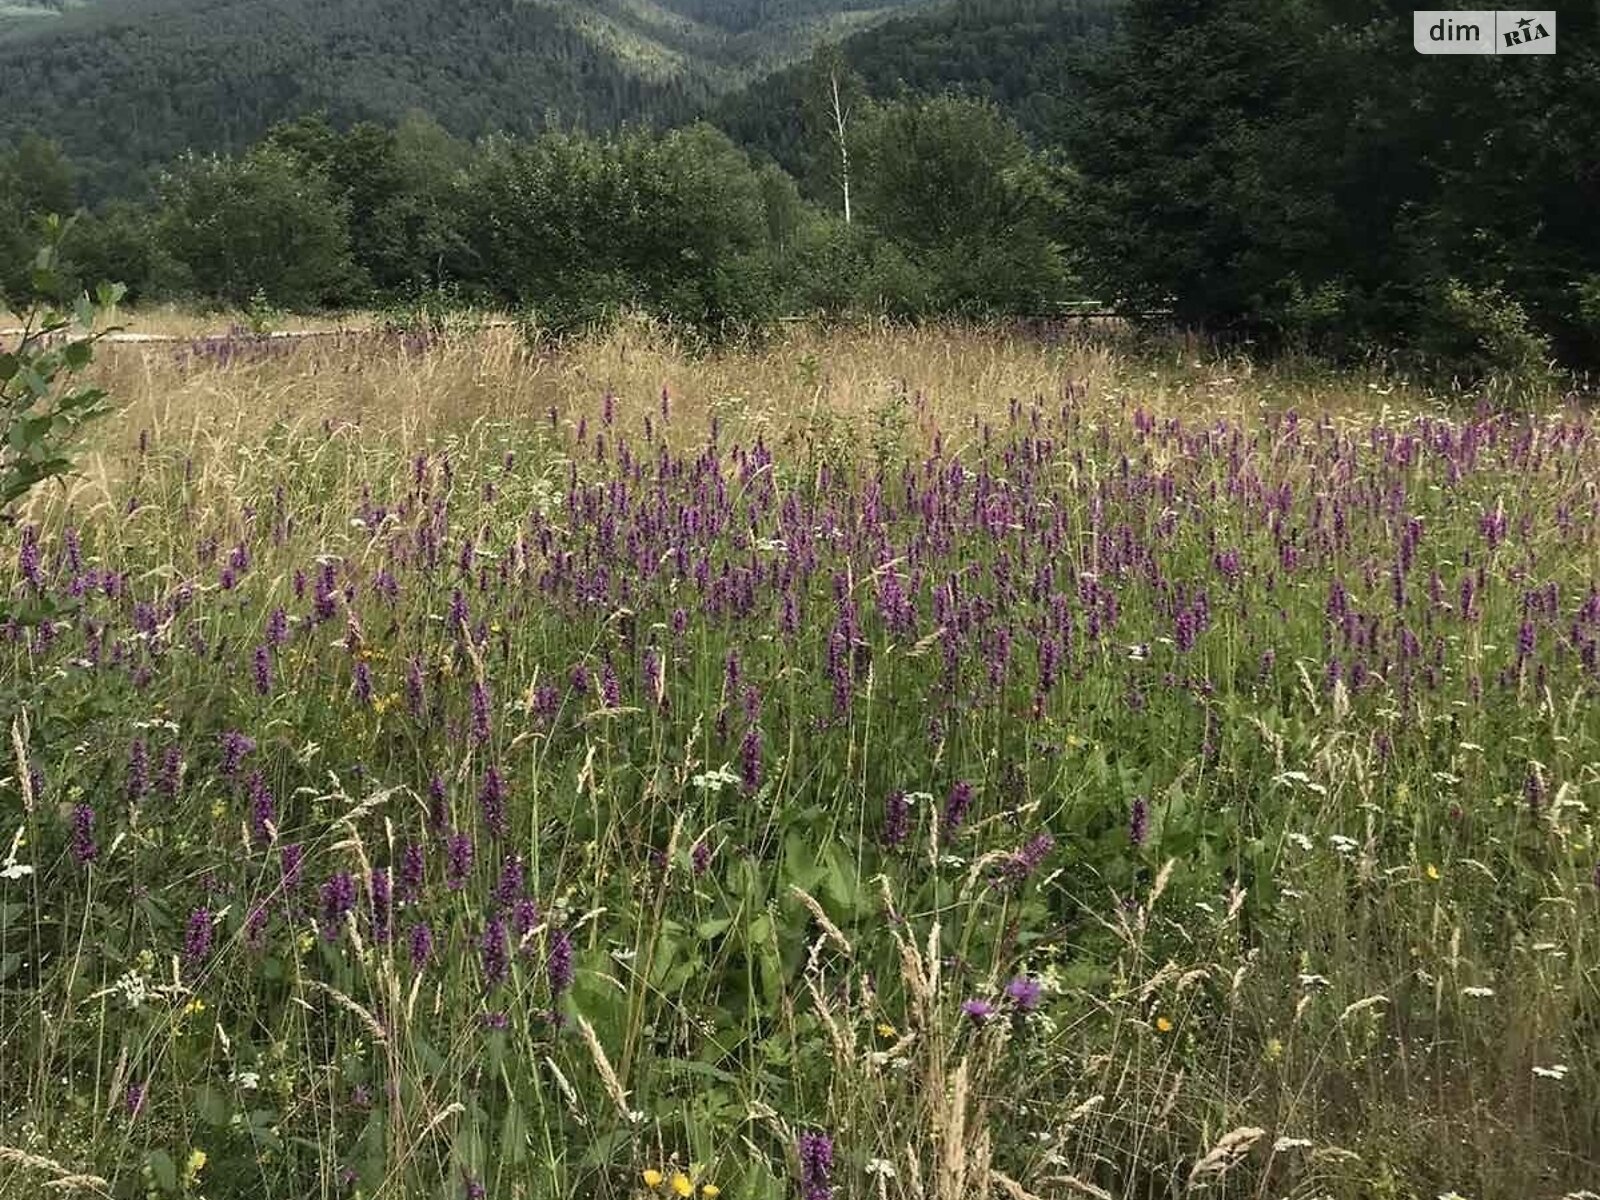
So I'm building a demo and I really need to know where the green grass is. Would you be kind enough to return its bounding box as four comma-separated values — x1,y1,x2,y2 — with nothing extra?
0,322,1596,1200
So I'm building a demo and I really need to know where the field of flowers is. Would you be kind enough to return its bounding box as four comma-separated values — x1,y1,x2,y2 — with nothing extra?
2,323,1598,1200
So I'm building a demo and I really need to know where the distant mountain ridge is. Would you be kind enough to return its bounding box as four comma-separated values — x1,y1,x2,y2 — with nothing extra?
0,0,928,195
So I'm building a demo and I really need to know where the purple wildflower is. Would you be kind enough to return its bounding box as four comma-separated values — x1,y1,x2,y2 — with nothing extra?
70,803,97,866
512,898,540,946
691,839,711,876
219,731,255,777
248,771,276,845
740,724,763,794
1005,976,1043,1012
398,841,425,902
126,739,149,804
158,745,184,798
546,926,574,999
408,922,434,971
183,906,213,970
961,998,997,1024
1129,795,1150,848
1000,833,1055,885
882,790,910,849
370,868,392,942
943,781,974,832
797,1131,834,1200
446,831,474,891
470,681,492,744
253,645,273,695
479,767,507,840
481,913,508,988
125,1081,147,1119
320,872,357,940
495,855,525,906
281,843,305,892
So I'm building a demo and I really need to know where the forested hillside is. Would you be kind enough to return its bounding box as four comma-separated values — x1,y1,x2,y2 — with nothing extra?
0,0,924,197
713,0,1121,180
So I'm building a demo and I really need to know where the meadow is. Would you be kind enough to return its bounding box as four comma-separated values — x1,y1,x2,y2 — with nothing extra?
1,319,1597,1200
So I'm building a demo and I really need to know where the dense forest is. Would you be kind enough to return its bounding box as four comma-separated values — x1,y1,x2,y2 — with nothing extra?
0,0,924,197
3,0,1599,373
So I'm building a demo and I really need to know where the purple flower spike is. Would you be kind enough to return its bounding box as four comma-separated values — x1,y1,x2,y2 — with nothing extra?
320,872,357,940
183,906,213,970
943,781,974,832
70,803,98,866
882,790,910,849
546,926,574,999
797,1130,834,1200
1129,796,1150,848
408,922,434,971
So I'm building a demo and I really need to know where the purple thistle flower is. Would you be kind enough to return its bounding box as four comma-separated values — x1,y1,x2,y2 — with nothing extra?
446,831,474,891
546,926,574,999
70,803,97,866
1005,975,1043,1012
797,1131,834,1200
481,912,508,988
320,872,357,940
408,922,434,971
248,771,276,845
183,906,213,970
478,767,508,840
943,781,974,833
961,998,997,1024
1129,795,1150,848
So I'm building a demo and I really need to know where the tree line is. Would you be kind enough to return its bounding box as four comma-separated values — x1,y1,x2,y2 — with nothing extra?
1,100,1071,335
4,0,1599,374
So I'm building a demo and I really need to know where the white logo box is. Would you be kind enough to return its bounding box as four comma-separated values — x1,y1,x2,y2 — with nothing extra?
1414,10,1555,54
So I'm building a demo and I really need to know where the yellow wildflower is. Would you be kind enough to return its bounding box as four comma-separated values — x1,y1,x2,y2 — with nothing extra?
642,1169,664,1188
1426,863,1440,881
701,1187,720,1198
182,997,207,1017
183,1148,208,1183
1155,1015,1174,1033
670,1174,693,1197
876,1022,897,1039
1264,1036,1284,1063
